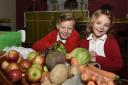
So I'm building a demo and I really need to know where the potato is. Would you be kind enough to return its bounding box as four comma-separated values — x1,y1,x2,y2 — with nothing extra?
49,64,68,85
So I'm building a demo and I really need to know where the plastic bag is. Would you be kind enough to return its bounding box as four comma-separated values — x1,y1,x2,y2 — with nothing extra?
0,31,22,51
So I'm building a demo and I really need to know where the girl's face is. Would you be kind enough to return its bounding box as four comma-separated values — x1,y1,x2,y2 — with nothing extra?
92,14,111,40
57,20,75,39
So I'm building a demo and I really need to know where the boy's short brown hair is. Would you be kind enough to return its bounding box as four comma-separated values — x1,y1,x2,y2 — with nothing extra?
58,12,75,23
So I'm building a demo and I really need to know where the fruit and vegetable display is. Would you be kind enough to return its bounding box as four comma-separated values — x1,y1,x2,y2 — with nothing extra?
0,45,120,85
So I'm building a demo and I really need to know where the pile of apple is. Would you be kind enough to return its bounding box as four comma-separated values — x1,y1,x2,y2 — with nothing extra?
0,50,48,84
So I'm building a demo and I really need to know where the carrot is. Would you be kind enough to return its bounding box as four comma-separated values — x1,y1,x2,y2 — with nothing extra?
87,81,96,85
81,71,91,82
71,58,79,65
101,82,108,85
88,64,119,80
65,53,72,60
107,80,115,85
103,76,112,82
85,67,99,77
91,75,97,82
96,75,106,85
79,65,87,73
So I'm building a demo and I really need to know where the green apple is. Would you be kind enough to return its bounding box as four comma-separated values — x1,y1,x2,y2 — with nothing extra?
32,63,43,72
26,67,42,83
27,51,38,61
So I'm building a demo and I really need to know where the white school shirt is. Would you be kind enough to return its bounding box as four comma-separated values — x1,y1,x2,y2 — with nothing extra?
87,34,107,57
57,33,66,43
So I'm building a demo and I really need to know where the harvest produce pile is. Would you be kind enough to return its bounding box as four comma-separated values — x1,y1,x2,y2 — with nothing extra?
0,43,119,85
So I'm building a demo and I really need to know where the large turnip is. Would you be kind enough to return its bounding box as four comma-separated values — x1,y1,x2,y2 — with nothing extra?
45,50,66,70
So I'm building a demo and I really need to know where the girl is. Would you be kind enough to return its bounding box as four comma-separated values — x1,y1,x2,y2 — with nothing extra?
32,13,80,53
80,10,124,72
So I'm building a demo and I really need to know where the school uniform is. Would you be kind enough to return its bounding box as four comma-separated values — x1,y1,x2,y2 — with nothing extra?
80,34,124,72
32,29,80,53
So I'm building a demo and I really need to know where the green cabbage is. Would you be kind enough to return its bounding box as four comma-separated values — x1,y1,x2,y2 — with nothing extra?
71,48,91,65
51,41,67,55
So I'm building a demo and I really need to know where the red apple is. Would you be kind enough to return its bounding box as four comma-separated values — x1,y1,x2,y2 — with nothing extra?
17,55,24,63
21,76,30,85
8,69,22,82
31,83,40,85
1,60,9,70
6,50,19,62
32,55,45,65
19,59,32,73
6,63,19,73
40,71,49,83
26,67,42,83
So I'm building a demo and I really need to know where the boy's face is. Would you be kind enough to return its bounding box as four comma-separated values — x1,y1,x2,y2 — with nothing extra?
57,20,75,39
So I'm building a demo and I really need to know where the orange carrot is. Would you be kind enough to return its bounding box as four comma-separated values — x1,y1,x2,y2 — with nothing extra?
88,64,119,80
81,71,91,82
71,58,79,65
87,81,96,85
96,75,106,85
79,65,87,73
91,75,97,82
107,80,115,85
65,53,72,60
101,82,108,85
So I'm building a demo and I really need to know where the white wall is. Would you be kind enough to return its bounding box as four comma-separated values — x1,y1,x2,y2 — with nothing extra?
0,0,16,31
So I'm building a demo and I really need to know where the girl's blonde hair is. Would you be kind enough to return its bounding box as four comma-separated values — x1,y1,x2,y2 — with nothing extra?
86,9,114,37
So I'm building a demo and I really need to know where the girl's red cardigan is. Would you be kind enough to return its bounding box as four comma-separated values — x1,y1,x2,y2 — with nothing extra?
80,35,124,72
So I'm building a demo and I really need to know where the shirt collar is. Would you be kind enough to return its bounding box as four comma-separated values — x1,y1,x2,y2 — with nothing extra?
57,33,66,43
87,33,93,40
87,33,107,41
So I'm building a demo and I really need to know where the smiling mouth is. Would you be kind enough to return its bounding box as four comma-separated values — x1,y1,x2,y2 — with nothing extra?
97,29,104,32
60,33,68,39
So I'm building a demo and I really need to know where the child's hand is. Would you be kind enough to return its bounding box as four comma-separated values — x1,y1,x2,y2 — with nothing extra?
89,50,98,57
89,50,98,62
